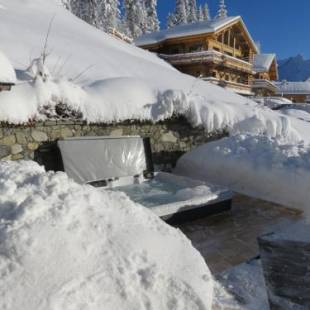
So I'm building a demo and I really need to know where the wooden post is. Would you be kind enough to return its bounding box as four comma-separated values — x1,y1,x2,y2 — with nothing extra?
258,223,310,309
233,38,236,57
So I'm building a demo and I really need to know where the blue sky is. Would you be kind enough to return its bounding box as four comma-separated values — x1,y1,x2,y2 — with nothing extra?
157,0,310,60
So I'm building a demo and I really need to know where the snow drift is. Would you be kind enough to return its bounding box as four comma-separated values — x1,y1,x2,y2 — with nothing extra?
0,160,214,310
175,134,310,215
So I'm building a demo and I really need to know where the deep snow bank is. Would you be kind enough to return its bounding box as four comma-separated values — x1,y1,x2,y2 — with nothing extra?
175,134,310,215
0,161,213,310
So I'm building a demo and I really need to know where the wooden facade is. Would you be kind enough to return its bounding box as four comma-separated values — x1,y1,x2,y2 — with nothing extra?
137,17,278,97
282,94,309,103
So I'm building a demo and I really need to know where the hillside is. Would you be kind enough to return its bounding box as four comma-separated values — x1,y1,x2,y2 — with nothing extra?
1,2,310,142
278,55,310,81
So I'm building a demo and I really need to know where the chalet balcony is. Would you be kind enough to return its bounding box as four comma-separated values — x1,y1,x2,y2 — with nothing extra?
159,50,255,74
252,79,278,93
203,77,254,96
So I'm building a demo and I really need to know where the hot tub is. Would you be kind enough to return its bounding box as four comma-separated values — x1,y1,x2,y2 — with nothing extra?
47,136,233,222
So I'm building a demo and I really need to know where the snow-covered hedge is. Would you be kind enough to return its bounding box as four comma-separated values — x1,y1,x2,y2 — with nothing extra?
0,161,214,310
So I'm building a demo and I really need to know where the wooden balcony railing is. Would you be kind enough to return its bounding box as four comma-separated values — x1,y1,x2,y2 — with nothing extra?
159,50,254,74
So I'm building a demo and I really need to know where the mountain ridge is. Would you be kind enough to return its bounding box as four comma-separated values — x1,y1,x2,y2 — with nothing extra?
278,55,310,82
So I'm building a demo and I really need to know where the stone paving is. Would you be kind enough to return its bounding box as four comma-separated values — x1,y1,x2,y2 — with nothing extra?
174,194,303,275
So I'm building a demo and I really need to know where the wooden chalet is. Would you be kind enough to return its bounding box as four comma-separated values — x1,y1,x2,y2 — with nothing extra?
253,54,279,96
135,2,278,97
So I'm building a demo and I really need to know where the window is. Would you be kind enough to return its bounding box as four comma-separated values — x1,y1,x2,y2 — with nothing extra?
189,43,203,53
225,74,230,81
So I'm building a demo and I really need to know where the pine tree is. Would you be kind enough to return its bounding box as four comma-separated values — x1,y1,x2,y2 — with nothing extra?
124,0,148,38
144,0,160,32
197,5,204,22
167,13,177,28
174,0,188,25
203,3,211,21
101,0,121,32
217,0,228,19
187,0,197,23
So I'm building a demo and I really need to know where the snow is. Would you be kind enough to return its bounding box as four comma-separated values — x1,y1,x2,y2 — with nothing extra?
275,80,310,95
252,96,292,110
1,0,310,148
279,107,310,123
175,134,310,216
253,54,276,72
0,160,214,310
214,259,268,310
0,50,16,84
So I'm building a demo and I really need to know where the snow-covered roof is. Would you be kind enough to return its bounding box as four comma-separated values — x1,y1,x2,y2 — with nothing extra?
0,50,16,84
135,16,258,52
253,54,276,72
275,81,310,95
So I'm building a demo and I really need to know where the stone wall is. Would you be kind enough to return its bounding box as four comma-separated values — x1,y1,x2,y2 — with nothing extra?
0,117,226,169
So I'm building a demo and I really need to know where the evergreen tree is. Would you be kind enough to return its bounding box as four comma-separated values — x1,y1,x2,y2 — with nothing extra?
174,0,188,25
124,0,148,38
187,0,197,23
101,0,121,31
197,5,204,22
144,0,160,32
203,3,210,21
217,0,228,19
167,13,177,28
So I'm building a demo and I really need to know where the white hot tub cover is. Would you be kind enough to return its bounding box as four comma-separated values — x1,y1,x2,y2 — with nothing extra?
58,136,147,184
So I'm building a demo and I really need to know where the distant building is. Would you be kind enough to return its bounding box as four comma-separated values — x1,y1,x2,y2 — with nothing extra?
275,80,310,103
0,50,16,92
253,54,279,96
135,1,278,97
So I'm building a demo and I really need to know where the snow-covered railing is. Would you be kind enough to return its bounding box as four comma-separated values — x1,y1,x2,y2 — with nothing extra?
160,49,254,73
252,79,278,92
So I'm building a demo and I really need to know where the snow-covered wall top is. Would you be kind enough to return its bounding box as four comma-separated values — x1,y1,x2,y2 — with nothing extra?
0,50,16,84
